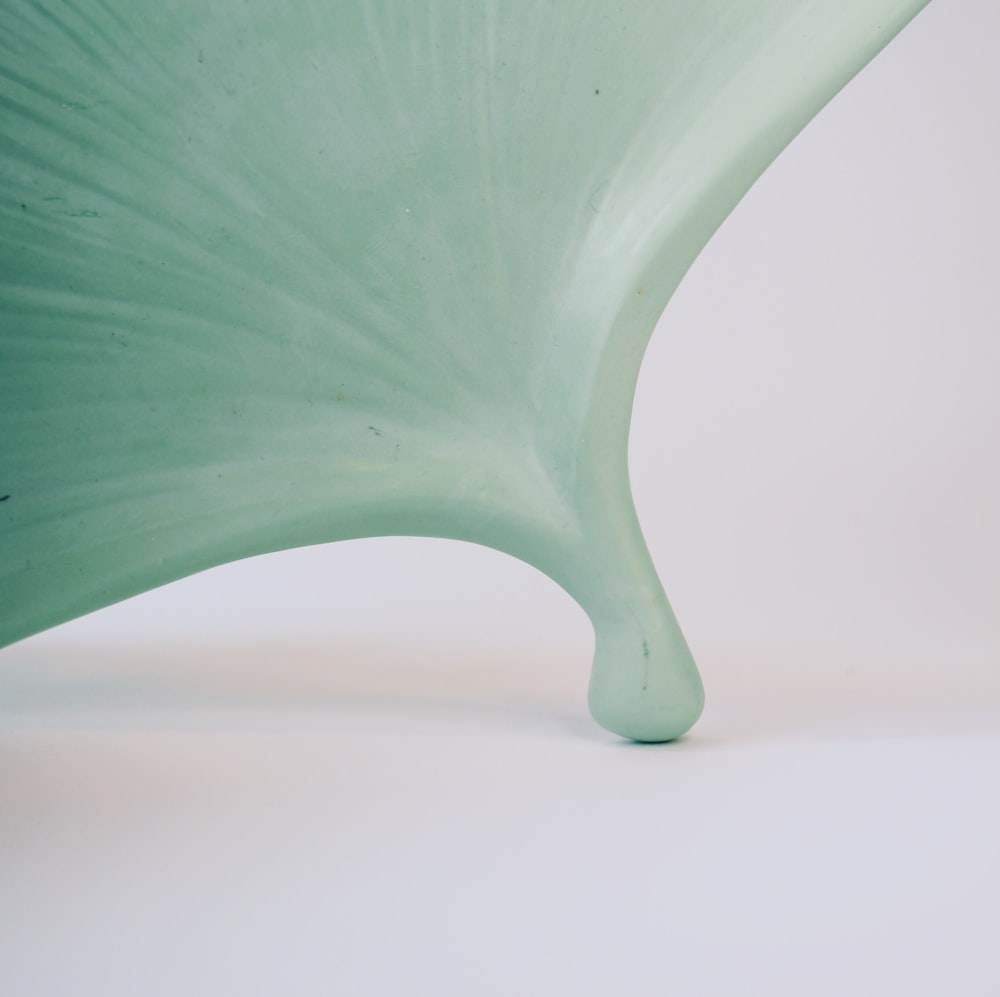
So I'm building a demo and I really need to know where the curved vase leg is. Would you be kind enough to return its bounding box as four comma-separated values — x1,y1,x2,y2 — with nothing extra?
587,583,704,744
535,475,704,743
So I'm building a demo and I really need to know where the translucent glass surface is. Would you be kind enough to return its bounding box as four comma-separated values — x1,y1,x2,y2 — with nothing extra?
0,0,930,739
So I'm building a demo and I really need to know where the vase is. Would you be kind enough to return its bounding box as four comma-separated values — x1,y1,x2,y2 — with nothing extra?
0,0,931,740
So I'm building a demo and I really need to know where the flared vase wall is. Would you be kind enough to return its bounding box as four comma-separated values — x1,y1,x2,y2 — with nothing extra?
0,0,930,739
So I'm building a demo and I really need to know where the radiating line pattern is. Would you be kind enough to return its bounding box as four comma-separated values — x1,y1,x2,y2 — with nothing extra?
1,0,930,739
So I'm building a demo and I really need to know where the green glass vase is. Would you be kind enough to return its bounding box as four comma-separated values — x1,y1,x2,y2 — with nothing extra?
0,0,930,740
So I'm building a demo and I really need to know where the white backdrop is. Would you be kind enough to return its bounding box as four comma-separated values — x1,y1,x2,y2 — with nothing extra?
3,1,999,994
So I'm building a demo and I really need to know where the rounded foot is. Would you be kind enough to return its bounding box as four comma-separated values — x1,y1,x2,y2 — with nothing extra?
587,617,704,742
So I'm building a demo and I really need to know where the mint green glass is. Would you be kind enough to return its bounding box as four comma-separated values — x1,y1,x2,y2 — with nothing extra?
0,1,930,740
